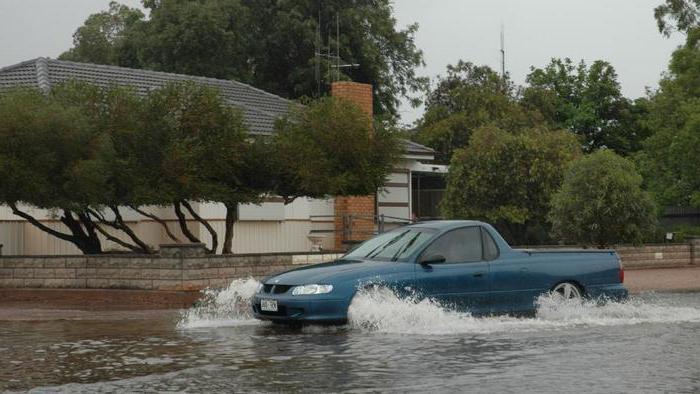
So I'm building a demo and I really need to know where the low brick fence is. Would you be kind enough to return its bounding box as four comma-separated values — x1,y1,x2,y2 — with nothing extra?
617,243,695,269
0,240,697,291
0,244,339,291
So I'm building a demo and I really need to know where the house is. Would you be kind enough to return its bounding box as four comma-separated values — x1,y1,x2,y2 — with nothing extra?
0,58,446,255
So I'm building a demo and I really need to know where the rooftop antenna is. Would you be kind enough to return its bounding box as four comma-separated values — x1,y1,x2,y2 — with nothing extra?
336,13,340,81
314,9,361,87
315,10,321,97
500,23,506,78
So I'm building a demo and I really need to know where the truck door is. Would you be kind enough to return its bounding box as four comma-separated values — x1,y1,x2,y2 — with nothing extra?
414,226,491,314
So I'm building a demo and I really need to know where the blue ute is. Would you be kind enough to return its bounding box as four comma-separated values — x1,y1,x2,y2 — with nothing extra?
251,220,628,324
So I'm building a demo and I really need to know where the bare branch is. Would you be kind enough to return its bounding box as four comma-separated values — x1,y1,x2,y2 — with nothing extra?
92,223,143,252
129,205,182,243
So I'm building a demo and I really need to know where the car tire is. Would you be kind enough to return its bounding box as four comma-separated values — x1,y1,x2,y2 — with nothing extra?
551,281,583,300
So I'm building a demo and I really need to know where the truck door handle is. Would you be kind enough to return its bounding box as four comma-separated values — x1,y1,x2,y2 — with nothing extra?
473,272,485,277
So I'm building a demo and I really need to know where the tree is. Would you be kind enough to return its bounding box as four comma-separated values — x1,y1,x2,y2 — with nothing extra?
138,81,254,254
549,150,657,248
0,88,108,254
441,126,581,245
637,28,700,208
60,0,427,120
271,97,400,202
415,61,541,163
655,0,700,36
0,81,400,255
59,1,144,67
522,58,645,155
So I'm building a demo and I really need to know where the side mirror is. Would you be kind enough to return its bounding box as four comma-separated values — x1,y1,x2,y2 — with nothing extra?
420,254,446,265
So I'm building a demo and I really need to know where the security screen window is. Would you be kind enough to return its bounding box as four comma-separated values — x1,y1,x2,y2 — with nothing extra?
344,229,437,262
422,226,483,263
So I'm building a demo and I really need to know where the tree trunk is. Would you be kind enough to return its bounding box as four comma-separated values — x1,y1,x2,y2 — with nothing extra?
109,206,154,253
222,202,239,254
8,203,102,254
60,210,102,254
129,205,182,243
173,201,201,243
181,200,218,254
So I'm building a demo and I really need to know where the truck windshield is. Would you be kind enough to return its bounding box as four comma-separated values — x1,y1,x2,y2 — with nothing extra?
343,228,436,262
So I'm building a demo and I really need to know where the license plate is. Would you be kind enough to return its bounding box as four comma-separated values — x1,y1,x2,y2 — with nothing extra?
260,299,278,312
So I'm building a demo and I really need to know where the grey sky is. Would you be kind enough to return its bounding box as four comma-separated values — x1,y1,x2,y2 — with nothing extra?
0,0,685,125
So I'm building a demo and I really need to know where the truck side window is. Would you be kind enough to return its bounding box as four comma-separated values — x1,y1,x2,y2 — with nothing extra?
422,227,482,263
481,228,499,260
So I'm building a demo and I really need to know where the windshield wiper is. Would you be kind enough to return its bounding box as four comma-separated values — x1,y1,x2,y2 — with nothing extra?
391,232,421,261
365,231,409,259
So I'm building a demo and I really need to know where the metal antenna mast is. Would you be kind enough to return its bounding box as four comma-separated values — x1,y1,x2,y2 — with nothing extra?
315,10,321,97
500,23,506,77
336,13,340,81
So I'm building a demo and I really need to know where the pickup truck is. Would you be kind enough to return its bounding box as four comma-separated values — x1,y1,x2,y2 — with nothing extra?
252,220,628,324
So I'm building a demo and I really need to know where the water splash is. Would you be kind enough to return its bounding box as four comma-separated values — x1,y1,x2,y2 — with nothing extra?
178,278,700,333
347,286,700,335
177,278,261,329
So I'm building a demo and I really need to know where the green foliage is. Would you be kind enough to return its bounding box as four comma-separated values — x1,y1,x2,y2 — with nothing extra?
0,88,100,210
549,150,657,248
441,126,581,244
637,28,700,208
655,0,700,36
140,81,251,204
271,97,400,201
522,58,646,155
60,0,427,119
59,1,144,67
414,61,540,163
0,82,399,254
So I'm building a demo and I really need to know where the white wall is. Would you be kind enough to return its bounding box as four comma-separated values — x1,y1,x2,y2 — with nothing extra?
0,198,336,255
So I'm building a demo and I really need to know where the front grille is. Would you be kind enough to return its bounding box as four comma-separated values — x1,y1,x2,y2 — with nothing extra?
262,284,291,294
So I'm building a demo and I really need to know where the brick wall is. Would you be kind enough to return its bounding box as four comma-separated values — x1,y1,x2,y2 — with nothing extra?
0,247,340,291
618,243,695,269
331,81,377,249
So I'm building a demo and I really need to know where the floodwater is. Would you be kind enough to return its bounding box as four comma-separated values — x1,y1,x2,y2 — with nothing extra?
2,279,700,393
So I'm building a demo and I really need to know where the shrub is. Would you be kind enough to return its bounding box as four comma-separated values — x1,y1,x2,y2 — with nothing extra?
549,150,657,247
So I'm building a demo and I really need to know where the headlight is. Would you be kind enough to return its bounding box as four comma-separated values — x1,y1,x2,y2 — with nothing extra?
256,283,263,293
291,284,333,296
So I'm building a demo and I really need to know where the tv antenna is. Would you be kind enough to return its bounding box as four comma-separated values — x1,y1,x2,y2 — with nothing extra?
500,23,506,77
314,11,360,95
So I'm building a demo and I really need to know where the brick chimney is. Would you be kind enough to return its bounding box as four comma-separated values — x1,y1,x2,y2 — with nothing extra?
331,81,376,250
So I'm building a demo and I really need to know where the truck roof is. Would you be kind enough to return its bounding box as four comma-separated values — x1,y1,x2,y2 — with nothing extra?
408,220,487,230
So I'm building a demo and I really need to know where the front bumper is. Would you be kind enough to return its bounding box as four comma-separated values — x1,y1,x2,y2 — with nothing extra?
251,294,350,324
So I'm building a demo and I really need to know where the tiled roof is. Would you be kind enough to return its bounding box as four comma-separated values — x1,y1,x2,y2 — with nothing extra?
0,57,435,156
402,139,434,155
0,57,292,135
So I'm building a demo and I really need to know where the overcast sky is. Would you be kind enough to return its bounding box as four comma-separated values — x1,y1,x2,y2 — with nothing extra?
0,0,685,124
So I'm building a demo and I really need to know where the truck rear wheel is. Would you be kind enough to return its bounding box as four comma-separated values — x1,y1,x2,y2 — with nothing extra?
552,282,582,300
